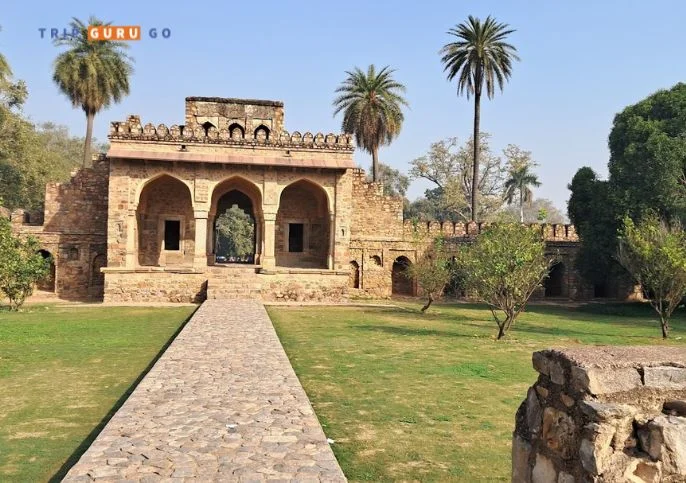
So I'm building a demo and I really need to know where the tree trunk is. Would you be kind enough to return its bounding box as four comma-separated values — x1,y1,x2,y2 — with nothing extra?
496,322,506,340
83,110,95,168
661,315,670,339
421,293,433,313
471,91,481,222
519,189,524,223
372,145,379,183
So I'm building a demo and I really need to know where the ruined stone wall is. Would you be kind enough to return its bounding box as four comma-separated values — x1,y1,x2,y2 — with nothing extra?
350,169,404,240
11,159,109,300
261,271,349,303
513,346,686,482
103,270,207,303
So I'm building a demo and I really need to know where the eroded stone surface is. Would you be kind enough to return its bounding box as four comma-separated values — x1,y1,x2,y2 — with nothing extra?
63,300,346,482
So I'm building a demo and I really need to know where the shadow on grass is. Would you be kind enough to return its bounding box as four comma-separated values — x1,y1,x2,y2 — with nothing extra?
354,324,479,339
48,305,200,482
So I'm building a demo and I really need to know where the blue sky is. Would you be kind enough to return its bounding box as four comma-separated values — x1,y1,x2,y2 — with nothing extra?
3,0,686,214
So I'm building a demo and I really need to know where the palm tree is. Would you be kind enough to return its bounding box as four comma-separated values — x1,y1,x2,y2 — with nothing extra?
53,17,133,167
504,165,541,222
333,65,408,182
440,16,519,221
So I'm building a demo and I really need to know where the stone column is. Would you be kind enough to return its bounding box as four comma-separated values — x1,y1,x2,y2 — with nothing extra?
328,212,335,270
254,215,263,265
206,212,215,265
125,209,137,268
193,210,208,268
262,212,276,269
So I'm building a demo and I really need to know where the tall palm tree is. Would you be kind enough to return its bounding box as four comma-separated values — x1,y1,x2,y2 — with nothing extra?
333,65,408,182
504,165,541,222
53,17,133,167
440,16,519,221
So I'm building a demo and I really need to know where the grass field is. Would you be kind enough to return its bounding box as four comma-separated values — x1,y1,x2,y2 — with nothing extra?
0,304,196,482
268,302,686,482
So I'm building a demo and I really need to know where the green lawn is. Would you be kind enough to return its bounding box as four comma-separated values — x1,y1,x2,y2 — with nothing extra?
0,304,196,482
268,302,686,482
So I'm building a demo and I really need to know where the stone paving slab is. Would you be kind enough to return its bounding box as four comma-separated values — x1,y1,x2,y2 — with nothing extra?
63,300,346,482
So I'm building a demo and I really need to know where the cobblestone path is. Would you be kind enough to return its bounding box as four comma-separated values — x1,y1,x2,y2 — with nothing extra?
63,300,346,482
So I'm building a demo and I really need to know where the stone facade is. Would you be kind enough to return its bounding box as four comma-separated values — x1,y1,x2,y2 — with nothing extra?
513,347,686,482
8,95,612,303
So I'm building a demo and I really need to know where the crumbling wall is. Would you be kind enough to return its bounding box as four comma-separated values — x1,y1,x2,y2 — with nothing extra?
513,346,686,482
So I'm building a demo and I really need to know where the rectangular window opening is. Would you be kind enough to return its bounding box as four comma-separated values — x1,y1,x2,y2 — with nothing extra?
288,223,304,252
164,220,181,251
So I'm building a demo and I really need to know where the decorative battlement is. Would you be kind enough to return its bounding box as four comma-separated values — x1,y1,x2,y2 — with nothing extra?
402,219,579,242
108,118,354,152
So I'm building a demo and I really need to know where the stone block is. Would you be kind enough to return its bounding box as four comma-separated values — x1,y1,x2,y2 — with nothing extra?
532,454,557,483
639,415,686,475
644,366,686,390
512,434,532,483
623,458,662,483
526,387,542,437
579,423,615,475
542,407,576,459
557,471,574,483
571,366,642,395
533,352,550,376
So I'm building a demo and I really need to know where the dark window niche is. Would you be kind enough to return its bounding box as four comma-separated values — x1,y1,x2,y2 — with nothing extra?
164,220,181,251
288,223,304,252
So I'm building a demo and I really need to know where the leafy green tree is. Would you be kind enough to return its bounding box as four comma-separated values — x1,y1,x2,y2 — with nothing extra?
333,65,408,182
618,214,686,338
504,164,541,222
608,83,686,224
53,17,133,167
406,237,453,313
567,167,619,287
409,135,507,221
440,15,519,221
0,216,50,310
569,84,686,290
458,224,551,339
215,206,255,259
368,162,409,198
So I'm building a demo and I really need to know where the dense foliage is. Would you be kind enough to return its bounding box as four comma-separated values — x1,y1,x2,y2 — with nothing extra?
618,214,686,338
215,206,255,260
0,216,50,310
568,83,686,287
458,224,551,339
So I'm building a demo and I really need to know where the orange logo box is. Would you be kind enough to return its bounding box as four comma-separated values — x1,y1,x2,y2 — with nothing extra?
87,26,141,41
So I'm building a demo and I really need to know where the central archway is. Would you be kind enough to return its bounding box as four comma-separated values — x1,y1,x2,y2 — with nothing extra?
392,256,414,296
210,177,263,265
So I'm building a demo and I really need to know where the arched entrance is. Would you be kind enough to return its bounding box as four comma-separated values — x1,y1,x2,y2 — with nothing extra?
545,262,565,297
210,177,263,265
214,190,256,264
349,261,360,289
276,180,330,268
137,175,195,267
392,256,414,296
36,249,55,292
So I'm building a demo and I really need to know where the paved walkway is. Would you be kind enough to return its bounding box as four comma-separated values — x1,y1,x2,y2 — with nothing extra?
63,300,346,482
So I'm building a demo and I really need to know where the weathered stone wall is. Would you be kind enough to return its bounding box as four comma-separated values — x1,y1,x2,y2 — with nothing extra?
513,346,686,482
184,97,285,136
103,270,208,303
261,271,349,303
350,169,404,240
10,159,109,300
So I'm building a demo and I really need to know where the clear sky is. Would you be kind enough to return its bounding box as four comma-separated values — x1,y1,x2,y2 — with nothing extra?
3,0,686,214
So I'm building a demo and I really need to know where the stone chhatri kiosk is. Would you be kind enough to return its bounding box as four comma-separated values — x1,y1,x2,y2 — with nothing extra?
10,95,604,303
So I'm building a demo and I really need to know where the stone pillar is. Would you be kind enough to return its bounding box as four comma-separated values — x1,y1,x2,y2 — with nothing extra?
125,210,137,268
193,210,208,268
206,212,215,265
262,212,276,269
254,215,263,265
328,212,335,270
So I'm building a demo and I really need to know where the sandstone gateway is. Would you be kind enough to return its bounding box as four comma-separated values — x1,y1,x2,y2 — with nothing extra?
10,96,620,303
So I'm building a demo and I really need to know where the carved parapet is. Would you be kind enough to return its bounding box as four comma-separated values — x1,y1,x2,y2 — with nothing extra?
398,219,580,243
108,118,354,152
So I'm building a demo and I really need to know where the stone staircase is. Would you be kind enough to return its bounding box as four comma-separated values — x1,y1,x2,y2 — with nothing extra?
205,265,262,300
